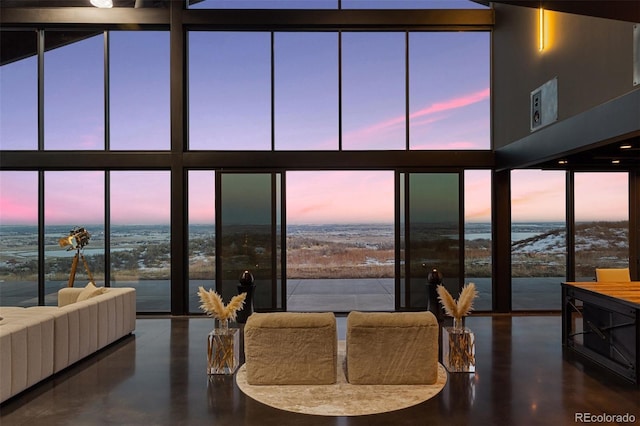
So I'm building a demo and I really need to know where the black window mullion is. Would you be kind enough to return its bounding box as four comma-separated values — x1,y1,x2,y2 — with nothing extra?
38,170,45,305
338,30,342,151
271,32,275,151
405,31,409,151
37,29,44,305
104,31,110,151
105,171,111,287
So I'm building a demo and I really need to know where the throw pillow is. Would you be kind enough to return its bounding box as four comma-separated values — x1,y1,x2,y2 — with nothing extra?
77,282,108,302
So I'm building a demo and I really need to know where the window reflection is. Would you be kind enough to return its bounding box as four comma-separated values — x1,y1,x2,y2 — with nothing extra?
219,173,280,310
400,173,460,309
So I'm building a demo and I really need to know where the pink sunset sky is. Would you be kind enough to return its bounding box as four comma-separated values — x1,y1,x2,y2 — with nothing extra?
0,167,629,226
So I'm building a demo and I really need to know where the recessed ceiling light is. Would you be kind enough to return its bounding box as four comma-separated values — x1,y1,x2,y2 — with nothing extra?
558,159,568,165
619,144,632,149
90,0,113,7
611,159,621,164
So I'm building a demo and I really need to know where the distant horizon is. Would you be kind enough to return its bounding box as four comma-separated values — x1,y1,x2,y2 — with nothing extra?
0,220,628,227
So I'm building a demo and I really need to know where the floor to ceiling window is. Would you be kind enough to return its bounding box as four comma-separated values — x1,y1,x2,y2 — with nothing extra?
1,10,493,314
218,172,283,310
574,172,629,281
511,170,566,310
286,171,394,312
110,171,171,312
188,171,216,313
399,172,461,310
0,171,38,307
44,171,105,304
465,169,492,310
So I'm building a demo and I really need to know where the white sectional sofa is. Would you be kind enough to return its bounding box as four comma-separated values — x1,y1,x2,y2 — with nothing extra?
0,285,136,403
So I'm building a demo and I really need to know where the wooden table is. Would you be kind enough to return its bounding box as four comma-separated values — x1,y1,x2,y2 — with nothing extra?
561,282,640,385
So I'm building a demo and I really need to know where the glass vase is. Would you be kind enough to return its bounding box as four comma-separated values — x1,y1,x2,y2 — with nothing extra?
207,319,239,375
442,323,476,373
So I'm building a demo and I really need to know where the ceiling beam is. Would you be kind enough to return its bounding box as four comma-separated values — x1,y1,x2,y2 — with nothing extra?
481,1,640,23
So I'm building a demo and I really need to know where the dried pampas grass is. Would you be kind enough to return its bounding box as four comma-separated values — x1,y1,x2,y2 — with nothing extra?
436,282,478,320
198,286,247,321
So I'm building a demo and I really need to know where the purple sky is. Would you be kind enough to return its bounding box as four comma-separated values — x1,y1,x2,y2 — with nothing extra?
0,26,629,226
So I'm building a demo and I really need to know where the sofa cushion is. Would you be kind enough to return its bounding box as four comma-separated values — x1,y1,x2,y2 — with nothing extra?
77,282,108,302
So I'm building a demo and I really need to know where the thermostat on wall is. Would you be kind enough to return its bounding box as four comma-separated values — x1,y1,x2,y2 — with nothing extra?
530,77,558,132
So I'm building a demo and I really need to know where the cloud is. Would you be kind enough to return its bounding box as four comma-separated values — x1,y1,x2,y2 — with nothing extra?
411,88,490,121
289,202,334,219
344,87,490,147
411,140,478,150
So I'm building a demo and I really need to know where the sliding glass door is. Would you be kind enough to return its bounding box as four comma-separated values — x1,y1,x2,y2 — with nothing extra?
397,172,462,310
217,172,284,311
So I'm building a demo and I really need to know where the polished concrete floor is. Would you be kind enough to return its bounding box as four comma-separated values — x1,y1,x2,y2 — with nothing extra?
1,315,638,426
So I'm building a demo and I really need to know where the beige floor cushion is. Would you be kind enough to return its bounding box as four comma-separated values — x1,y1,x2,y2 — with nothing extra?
346,311,439,385
244,312,337,385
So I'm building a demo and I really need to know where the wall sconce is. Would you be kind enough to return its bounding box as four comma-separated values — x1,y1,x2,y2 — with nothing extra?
90,0,113,7
539,8,545,51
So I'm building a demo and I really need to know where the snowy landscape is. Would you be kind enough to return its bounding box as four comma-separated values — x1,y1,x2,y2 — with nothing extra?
0,221,629,282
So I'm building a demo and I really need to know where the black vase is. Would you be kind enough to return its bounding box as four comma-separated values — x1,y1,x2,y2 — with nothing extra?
236,270,255,324
426,268,444,323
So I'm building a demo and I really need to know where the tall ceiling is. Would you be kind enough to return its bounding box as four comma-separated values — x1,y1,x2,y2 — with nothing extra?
2,0,638,170
481,1,640,170
477,1,640,23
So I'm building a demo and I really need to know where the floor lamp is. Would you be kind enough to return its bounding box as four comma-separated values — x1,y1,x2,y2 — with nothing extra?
59,227,94,287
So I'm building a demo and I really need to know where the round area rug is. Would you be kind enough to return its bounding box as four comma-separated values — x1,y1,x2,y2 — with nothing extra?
235,341,448,416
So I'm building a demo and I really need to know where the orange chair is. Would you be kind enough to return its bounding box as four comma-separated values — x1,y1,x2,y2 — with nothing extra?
595,268,631,282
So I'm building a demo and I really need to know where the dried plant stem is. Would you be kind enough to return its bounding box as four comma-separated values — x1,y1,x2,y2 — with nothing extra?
437,282,478,320
208,331,238,374
198,286,246,322
447,330,475,372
